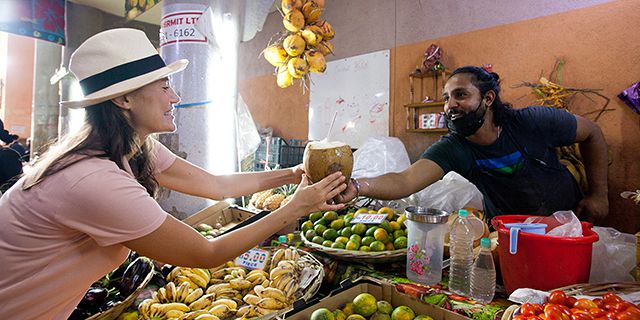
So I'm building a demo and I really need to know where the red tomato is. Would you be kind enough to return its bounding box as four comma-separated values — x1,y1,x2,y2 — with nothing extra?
528,316,544,320
571,313,595,320
575,299,600,310
603,293,624,305
589,308,608,318
546,309,567,320
611,303,631,313
522,303,540,316
615,310,640,320
514,315,529,320
566,297,579,308
593,298,605,309
550,291,569,306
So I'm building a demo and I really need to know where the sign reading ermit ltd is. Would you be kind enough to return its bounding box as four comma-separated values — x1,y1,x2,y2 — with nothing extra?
160,11,207,47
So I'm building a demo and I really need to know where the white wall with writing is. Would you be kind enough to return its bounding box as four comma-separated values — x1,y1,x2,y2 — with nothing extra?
308,50,390,148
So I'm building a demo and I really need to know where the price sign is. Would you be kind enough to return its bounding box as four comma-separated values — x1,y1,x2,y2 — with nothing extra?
160,11,207,47
350,214,387,224
235,248,270,270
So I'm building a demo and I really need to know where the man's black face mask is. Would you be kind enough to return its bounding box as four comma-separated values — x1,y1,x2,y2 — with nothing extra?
445,96,487,137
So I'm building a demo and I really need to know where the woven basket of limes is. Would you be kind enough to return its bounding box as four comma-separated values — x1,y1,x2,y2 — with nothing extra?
300,206,408,263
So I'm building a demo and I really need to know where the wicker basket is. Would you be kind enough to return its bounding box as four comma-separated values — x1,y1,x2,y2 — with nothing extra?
255,246,325,320
86,259,155,320
551,282,640,296
301,233,406,264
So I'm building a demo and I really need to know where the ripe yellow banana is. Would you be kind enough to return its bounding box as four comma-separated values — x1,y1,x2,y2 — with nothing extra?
176,275,199,291
277,260,297,270
137,298,154,318
269,267,295,282
253,285,265,297
257,297,288,310
208,304,232,318
274,273,295,291
270,249,286,269
165,309,186,319
176,281,191,302
210,298,237,309
193,268,211,283
182,269,209,288
236,305,256,317
189,293,216,311
209,268,226,280
259,287,288,303
148,303,164,318
161,302,190,313
229,278,252,290
205,283,231,295
194,314,220,320
184,287,204,304
166,281,177,302
242,294,260,305
283,276,299,298
167,266,183,282
182,310,212,320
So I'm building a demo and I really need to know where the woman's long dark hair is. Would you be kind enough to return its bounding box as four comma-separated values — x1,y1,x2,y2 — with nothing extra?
22,100,159,196
450,66,513,126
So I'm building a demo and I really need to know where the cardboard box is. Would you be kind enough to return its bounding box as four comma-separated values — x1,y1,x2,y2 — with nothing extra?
287,277,469,320
182,201,264,233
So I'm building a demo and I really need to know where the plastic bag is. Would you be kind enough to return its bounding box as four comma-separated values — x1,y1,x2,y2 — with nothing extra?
406,171,484,213
352,137,411,178
235,95,261,161
589,226,637,283
524,210,582,237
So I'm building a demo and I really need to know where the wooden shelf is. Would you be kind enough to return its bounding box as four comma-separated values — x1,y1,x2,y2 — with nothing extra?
404,101,447,133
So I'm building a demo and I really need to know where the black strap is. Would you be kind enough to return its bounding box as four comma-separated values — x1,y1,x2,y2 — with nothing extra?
79,54,166,95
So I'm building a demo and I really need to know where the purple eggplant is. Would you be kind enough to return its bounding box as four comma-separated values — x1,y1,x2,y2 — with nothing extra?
118,256,152,296
77,286,109,308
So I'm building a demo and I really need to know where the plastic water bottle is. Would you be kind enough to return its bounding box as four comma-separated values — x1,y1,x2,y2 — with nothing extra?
470,238,496,304
448,209,474,296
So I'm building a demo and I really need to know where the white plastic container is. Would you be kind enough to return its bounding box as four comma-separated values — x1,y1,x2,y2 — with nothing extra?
404,206,450,285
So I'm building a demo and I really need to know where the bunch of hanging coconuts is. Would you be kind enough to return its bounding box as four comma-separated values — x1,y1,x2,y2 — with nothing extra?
263,0,334,88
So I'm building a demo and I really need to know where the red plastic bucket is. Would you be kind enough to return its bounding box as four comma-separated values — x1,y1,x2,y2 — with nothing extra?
491,215,599,294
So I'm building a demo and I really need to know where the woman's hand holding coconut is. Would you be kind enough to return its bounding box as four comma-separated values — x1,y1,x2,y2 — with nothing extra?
286,171,347,215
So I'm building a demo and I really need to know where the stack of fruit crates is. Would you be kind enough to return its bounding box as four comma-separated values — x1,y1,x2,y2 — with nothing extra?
254,137,283,171
279,139,307,168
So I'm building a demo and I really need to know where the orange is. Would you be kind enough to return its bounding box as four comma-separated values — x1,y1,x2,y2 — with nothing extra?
373,228,389,243
378,207,395,220
391,306,415,320
369,241,385,252
311,308,336,320
352,293,378,317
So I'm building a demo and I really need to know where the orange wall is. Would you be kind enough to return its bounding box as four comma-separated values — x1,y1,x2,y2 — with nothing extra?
239,1,640,233
2,33,34,139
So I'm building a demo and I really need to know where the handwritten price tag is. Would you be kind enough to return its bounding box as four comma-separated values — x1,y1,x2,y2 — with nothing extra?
350,214,387,224
235,248,270,270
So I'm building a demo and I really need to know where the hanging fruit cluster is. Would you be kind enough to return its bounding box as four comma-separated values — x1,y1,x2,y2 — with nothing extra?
263,0,335,88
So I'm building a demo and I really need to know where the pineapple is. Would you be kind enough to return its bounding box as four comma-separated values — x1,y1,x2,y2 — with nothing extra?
263,193,286,210
253,190,274,208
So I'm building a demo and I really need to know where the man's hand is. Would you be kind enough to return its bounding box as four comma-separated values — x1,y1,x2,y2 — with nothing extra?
333,178,359,204
575,194,609,223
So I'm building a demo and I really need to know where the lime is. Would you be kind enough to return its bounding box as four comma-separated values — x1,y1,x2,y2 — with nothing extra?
309,211,323,222
323,210,339,222
361,236,375,247
323,228,339,241
345,240,359,251
330,219,345,230
304,230,317,240
359,245,371,252
331,241,346,249
346,315,367,320
314,224,327,236
351,223,367,236
301,220,314,232
322,240,334,247
379,220,393,234
377,301,393,314
373,228,390,243
370,312,392,320
385,242,395,250
349,234,362,245
340,227,352,237
344,216,354,227
389,221,401,231
342,302,354,316
335,236,349,244
334,310,347,320
394,236,408,249
314,217,327,227
366,226,378,237
391,306,415,320
393,229,405,239
414,315,433,320
352,293,378,317
311,308,335,320
396,214,407,226
312,236,324,244
354,207,369,215
369,240,385,252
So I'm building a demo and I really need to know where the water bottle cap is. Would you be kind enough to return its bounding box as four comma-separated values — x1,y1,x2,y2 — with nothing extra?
480,237,491,248
458,209,469,217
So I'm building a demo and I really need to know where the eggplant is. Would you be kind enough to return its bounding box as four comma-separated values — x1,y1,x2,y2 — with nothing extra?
77,286,109,309
118,256,152,296
67,307,92,320
98,299,118,312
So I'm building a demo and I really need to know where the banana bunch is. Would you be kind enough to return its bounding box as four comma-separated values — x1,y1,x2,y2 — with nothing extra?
167,267,211,290
236,285,291,318
269,248,300,269
138,299,191,319
269,260,300,300
151,282,204,305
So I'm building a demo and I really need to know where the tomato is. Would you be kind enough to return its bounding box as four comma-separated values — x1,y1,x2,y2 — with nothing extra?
615,310,640,320
571,312,595,320
603,293,624,305
546,309,570,320
549,291,569,306
589,308,608,318
514,315,529,320
566,297,579,308
575,299,600,310
611,303,631,313
528,316,544,320
522,303,541,316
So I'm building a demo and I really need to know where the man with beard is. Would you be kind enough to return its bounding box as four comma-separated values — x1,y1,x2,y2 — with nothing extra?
336,66,609,222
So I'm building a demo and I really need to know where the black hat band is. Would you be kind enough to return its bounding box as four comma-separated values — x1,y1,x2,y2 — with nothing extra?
79,54,166,95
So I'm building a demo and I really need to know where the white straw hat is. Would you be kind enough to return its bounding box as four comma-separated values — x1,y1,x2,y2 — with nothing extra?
61,28,188,109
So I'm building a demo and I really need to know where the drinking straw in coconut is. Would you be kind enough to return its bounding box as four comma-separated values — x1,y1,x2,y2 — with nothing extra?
322,111,339,143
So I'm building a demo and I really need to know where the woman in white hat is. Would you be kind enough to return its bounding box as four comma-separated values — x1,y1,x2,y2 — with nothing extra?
0,28,346,319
